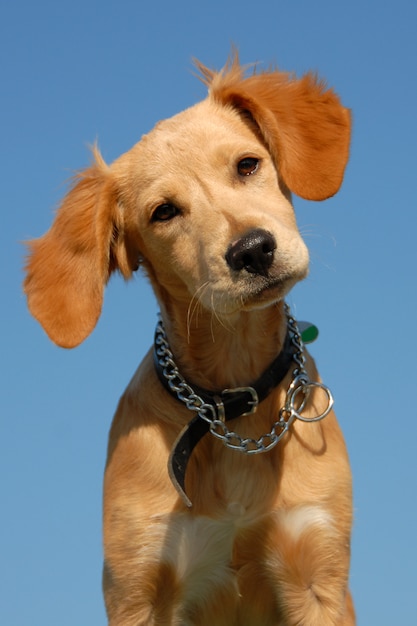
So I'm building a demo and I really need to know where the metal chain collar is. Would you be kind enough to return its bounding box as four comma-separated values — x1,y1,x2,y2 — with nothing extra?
154,303,333,455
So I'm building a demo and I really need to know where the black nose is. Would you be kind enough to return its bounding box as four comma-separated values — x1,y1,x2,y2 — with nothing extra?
225,229,276,276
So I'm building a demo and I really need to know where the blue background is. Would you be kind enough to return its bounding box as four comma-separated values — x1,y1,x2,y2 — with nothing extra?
2,0,416,623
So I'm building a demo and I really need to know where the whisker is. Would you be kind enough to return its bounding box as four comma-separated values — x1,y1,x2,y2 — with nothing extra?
188,281,240,340
211,291,236,335
187,282,211,341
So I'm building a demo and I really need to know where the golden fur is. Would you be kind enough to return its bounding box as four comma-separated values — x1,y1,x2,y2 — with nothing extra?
24,55,354,625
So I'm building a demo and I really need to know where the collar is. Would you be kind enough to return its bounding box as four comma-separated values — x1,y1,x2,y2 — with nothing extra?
154,325,294,421
153,316,296,506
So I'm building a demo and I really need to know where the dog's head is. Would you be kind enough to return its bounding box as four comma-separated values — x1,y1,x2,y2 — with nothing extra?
24,55,351,348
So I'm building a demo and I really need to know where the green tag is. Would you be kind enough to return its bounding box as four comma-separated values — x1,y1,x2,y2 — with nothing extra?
298,321,319,344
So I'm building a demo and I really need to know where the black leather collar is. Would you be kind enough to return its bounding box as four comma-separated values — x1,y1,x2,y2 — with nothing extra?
154,323,295,506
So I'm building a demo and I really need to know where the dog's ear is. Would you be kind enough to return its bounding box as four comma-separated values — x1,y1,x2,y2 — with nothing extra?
199,57,351,200
24,149,136,348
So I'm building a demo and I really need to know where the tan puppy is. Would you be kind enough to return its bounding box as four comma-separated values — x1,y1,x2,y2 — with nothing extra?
24,55,355,625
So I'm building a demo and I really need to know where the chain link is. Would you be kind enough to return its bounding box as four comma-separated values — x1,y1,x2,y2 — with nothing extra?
154,303,333,455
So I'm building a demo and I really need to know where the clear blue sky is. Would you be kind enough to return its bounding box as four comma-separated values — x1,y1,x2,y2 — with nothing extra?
2,0,416,623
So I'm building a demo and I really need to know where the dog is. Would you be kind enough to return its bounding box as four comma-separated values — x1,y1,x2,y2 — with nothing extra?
24,54,355,625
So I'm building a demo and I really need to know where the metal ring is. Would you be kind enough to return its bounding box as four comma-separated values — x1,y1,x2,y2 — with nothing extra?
291,381,334,422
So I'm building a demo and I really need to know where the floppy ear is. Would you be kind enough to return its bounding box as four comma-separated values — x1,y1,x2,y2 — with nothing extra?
24,149,136,348
198,57,351,200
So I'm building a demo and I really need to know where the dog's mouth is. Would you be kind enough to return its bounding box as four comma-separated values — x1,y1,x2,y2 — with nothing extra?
202,271,302,316
240,273,297,307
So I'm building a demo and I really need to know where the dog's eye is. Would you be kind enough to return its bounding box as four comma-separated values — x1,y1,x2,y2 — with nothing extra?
237,157,259,176
151,203,180,222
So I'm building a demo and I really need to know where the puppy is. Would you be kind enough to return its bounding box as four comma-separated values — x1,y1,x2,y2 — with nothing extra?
24,55,355,625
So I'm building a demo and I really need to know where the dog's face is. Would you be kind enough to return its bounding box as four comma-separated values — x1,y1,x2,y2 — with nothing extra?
24,58,350,348
114,100,309,318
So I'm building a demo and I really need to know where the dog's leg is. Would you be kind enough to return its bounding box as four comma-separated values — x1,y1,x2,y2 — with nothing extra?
104,559,192,626
234,506,354,626
267,509,354,625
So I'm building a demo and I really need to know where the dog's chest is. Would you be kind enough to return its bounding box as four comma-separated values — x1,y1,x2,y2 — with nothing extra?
152,506,257,618
149,501,332,624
